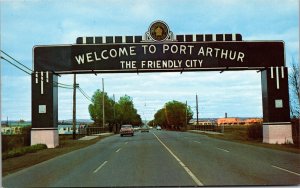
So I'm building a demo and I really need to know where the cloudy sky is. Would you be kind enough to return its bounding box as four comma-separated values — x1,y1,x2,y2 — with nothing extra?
1,0,299,121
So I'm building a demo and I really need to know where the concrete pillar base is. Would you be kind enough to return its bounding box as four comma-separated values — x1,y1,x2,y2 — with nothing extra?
263,122,293,144
31,128,59,148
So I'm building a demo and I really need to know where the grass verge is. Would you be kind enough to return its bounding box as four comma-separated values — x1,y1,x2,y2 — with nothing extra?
189,126,300,154
2,134,113,177
3,144,47,160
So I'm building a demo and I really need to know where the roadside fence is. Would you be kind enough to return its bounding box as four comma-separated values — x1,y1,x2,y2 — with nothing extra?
187,124,223,133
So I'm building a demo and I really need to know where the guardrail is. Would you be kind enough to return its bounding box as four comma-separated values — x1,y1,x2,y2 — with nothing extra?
79,127,109,136
187,124,223,133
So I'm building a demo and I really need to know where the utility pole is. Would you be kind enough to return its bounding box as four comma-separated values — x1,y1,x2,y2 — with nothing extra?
164,104,169,127
196,94,199,126
113,94,116,132
144,102,146,126
113,94,116,120
185,101,188,126
102,78,105,129
72,74,76,140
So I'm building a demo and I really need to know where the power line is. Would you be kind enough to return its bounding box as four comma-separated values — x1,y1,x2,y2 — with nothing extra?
56,85,74,89
55,82,73,87
78,87,91,99
1,51,75,88
0,56,32,75
77,87,92,102
2,50,99,104
1,50,32,72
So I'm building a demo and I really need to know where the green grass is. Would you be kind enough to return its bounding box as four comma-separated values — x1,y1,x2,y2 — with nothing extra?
191,126,300,154
2,144,47,160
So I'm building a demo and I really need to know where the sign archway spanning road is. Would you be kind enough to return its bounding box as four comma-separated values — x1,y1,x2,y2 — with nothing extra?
32,21,293,148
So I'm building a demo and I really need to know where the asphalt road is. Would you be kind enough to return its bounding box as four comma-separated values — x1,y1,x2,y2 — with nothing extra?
2,130,300,187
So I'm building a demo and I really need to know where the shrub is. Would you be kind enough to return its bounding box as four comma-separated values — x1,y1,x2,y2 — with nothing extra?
291,118,300,147
247,123,263,140
2,144,47,160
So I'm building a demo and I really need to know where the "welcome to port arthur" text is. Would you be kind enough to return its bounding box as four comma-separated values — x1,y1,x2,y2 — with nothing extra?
74,44,245,69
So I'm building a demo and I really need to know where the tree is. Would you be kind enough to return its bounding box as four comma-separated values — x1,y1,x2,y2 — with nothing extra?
115,95,142,125
147,119,154,127
88,89,115,126
289,60,300,118
89,91,142,128
154,100,193,130
154,108,168,129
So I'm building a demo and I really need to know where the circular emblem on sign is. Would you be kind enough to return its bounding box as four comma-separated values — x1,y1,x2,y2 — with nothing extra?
149,20,170,41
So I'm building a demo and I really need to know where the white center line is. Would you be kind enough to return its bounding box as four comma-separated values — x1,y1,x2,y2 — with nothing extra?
116,148,121,152
216,147,229,153
93,161,108,173
272,165,300,176
193,141,201,144
153,133,204,186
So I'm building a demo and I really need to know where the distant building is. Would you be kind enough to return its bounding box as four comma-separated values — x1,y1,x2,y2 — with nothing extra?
189,119,215,126
58,124,86,134
217,118,262,126
217,118,242,126
244,118,263,125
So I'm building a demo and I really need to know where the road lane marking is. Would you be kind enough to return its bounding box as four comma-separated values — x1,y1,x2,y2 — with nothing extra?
216,147,229,153
93,161,108,173
272,165,300,176
116,148,121,152
193,141,201,144
152,133,204,186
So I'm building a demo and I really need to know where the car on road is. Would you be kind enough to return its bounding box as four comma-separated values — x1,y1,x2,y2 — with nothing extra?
140,125,150,132
120,124,134,137
156,126,162,130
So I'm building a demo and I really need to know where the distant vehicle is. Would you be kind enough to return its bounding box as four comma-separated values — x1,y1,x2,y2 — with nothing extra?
133,126,140,132
140,125,150,132
156,126,162,130
120,124,134,137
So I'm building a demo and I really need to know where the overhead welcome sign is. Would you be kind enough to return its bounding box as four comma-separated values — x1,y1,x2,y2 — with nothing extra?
72,42,284,71
34,21,285,73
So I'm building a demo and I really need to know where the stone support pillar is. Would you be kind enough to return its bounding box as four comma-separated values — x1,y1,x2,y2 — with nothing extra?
261,66,293,144
31,71,59,148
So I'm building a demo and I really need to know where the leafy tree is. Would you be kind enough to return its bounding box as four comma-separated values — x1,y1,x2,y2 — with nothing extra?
132,114,142,126
115,95,142,125
154,108,168,128
88,89,115,126
147,119,155,127
154,100,193,130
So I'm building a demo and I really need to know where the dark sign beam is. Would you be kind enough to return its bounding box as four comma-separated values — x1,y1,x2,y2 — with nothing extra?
33,41,284,74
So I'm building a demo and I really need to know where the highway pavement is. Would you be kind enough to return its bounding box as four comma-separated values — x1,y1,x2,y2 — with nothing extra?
2,129,300,187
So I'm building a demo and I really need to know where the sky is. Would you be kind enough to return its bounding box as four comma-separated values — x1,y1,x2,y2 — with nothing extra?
1,0,299,122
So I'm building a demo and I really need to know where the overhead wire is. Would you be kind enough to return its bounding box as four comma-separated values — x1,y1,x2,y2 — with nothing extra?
0,56,32,75
77,87,93,102
78,87,91,99
1,50,32,72
1,50,94,105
